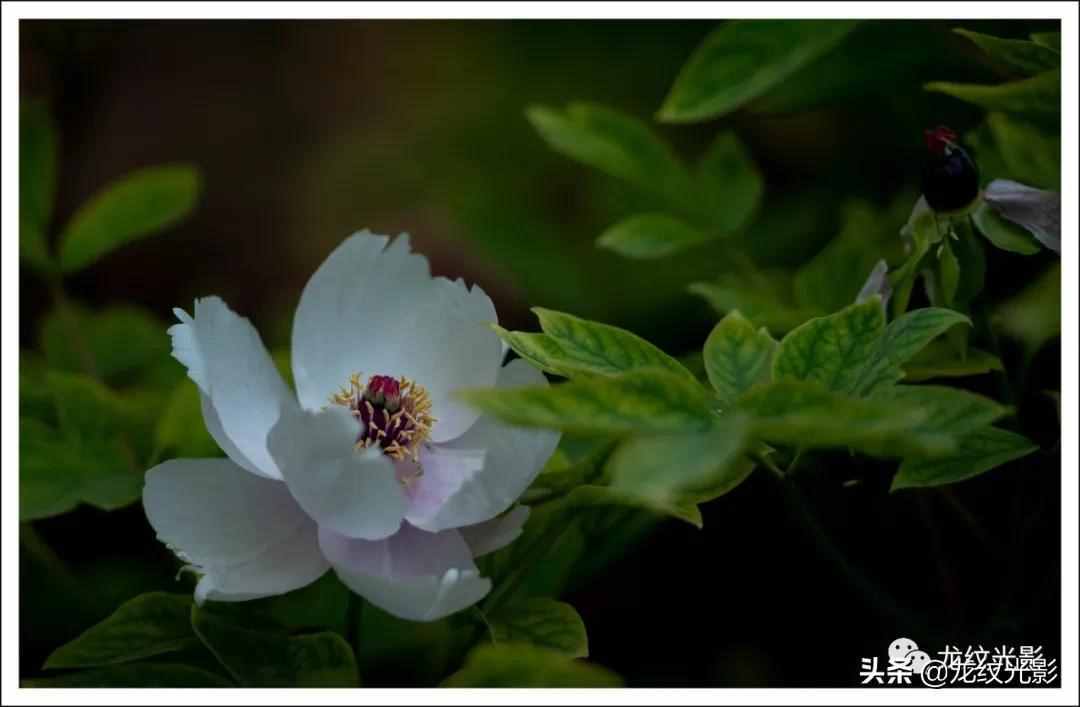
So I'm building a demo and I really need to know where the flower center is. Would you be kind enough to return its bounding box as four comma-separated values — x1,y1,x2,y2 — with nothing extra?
331,374,435,461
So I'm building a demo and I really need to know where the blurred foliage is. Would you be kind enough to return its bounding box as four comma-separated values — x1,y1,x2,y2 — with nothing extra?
20,18,1061,688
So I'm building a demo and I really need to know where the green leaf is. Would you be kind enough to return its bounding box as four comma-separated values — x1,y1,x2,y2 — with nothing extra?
153,381,221,459
773,298,885,393
986,112,1060,189
925,69,1060,116
443,643,622,687
794,203,896,313
703,311,776,405
24,663,233,688
191,605,358,687
523,436,614,502
597,212,712,259
488,599,589,658
901,342,1003,382
355,603,474,687
58,164,201,273
44,593,196,669
737,380,951,457
873,385,1010,440
512,307,696,382
993,263,1060,355
20,100,59,272
20,371,147,521
457,368,717,435
1030,32,1060,52
565,485,704,528
690,269,823,334
243,572,351,634
40,304,170,386
953,28,1060,75
695,131,763,232
606,414,752,502
852,307,971,396
526,102,691,202
659,19,859,122
972,200,1041,254
891,427,1037,491
938,238,961,307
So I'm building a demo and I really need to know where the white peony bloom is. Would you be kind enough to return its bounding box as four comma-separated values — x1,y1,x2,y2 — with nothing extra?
144,232,560,621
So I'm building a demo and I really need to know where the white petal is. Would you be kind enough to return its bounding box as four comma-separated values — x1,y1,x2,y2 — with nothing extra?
169,297,293,480
412,359,561,532
143,458,327,603
459,506,530,558
983,179,1061,253
319,524,491,621
268,403,406,541
402,448,486,530
290,232,503,441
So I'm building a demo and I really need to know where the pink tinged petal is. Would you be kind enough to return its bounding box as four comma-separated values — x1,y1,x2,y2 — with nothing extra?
984,179,1061,254
143,458,327,604
417,359,561,532
402,448,486,531
268,403,406,541
289,232,503,440
168,297,293,480
459,506,530,558
319,524,491,621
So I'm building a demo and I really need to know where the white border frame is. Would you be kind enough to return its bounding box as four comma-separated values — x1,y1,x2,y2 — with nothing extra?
3,2,1077,705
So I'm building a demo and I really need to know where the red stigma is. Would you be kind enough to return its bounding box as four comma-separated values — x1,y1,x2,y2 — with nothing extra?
924,126,958,156
365,375,402,411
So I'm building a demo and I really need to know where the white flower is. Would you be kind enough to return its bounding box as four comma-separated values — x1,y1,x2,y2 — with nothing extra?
144,232,559,621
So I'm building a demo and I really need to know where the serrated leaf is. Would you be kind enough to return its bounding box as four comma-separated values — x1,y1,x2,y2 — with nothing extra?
901,342,1003,381
606,414,752,502
44,593,196,669
489,599,589,658
891,427,1037,491
191,605,358,687
40,304,171,386
773,298,885,393
443,642,622,687
526,102,691,202
852,307,971,396
925,69,1060,116
972,200,1041,254
953,28,1060,75
20,100,58,272
243,571,351,634
597,212,712,259
993,263,1060,355
737,380,951,457
659,19,859,123
457,368,717,435
527,308,696,381
703,311,776,405
695,131,763,232
24,663,234,688
58,164,201,273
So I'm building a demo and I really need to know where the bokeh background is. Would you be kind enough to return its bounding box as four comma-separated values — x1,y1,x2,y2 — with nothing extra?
20,19,1061,686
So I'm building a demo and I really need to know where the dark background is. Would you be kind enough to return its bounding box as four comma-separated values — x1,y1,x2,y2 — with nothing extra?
20,20,1061,686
